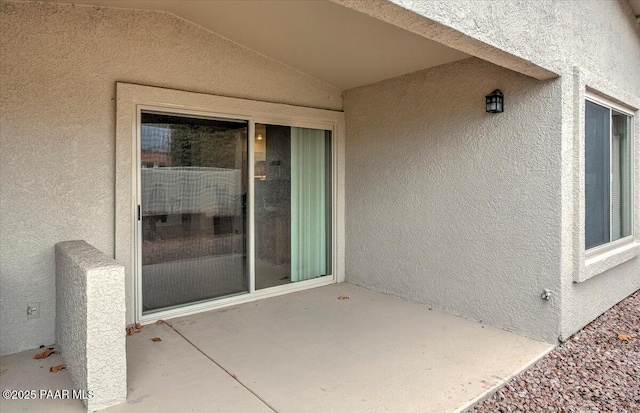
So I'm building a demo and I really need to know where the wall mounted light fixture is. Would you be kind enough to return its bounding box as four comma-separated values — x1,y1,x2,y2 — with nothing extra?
485,89,504,113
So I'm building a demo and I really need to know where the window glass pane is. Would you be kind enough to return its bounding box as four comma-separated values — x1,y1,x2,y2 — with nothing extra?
611,110,633,241
254,124,332,289
254,125,292,289
585,101,610,249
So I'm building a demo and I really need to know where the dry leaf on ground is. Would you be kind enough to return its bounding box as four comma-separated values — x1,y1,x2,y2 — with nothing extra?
33,348,57,359
126,327,136,336
232,374,237,380
338,296,350,300
156,319,165,324
135,323,143,330
618,333,630,341
50,364,66,373
150,337,162,342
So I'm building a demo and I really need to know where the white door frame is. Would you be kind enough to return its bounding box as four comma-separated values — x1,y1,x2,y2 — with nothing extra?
116,84,344,324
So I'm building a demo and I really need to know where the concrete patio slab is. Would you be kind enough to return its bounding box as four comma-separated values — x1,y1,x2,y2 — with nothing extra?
0,347,82,412
169,283,553,413
0,323,272,413
103,322,273,413
1,283,553,413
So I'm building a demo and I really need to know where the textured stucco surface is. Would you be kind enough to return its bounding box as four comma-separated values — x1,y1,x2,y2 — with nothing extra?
0,1,341,356
344,57,563,343
336,0,639,95
55,240,126,411
2,0,639,355
341,0,640,342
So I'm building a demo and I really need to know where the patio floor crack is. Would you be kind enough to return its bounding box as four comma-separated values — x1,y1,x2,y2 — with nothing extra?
165,321,279,413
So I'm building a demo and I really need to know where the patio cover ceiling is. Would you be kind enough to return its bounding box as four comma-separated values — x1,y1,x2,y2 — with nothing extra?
39,0,470,90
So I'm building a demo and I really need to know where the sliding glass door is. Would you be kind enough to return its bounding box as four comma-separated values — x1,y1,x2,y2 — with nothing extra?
254,124,332,290
136,110,333,316
139,111,248,314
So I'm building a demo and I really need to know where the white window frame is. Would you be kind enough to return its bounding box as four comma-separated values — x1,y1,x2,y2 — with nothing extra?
116,83,345,325
578,89,640,282
584,91,635,257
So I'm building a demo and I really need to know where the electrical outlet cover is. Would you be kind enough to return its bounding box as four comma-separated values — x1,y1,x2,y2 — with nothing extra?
27,302,40,319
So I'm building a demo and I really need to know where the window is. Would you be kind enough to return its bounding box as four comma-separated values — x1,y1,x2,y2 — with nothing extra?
254,124,332,290
585,95,634,250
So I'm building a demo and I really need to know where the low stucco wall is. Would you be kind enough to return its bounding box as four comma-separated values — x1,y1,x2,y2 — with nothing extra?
0,1,341,356
55,240,126,411
344,57,563,343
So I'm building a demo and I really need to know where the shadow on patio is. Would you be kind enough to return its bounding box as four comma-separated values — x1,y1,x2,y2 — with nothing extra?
0,283,553,413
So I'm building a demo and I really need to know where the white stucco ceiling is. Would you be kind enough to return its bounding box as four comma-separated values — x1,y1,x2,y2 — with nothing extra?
39,0,469,90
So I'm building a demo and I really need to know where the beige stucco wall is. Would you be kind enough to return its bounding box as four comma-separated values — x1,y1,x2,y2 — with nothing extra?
344,57,564,343
389,0,565,74
558,67,640,340
2,0,638,355
0,1,341,356
342,0,639,95
342,0,640,343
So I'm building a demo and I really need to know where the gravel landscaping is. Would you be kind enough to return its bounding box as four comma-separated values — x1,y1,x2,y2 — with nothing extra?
469,290,639,413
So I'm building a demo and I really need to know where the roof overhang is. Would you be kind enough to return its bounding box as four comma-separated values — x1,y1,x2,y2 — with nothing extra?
37,0,473,91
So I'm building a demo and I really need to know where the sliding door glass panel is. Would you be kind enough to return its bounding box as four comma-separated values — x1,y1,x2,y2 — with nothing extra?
254,125,291,289
254,124,332,290
291,127,331,281
585,101,610,250
140,111,248,313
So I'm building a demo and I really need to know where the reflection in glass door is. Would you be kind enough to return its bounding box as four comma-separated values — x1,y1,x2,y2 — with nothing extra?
139,111,248,314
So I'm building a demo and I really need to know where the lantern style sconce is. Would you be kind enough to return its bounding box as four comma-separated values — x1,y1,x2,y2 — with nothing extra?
485,89,504,113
